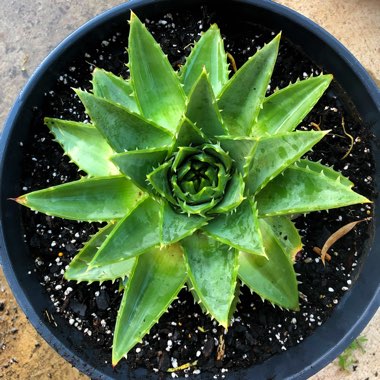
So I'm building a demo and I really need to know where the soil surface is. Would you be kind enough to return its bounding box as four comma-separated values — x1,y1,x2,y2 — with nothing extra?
1,1,379,380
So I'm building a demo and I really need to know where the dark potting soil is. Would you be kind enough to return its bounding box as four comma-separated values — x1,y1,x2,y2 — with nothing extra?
18,7,375,379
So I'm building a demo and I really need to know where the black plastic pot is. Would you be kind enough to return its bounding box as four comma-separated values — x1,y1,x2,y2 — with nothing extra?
0,0,379,379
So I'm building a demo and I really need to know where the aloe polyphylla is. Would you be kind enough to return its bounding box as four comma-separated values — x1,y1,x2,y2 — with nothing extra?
16,12,370,365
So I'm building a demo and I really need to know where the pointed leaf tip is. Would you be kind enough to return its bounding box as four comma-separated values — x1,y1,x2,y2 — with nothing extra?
13,196,26,205
238,219,299,310
64,223,136,283
76,90,173,153
256,160,370,217
16,176,143,221
129,12,185,132
91,68,139,113
254,74,333,136
182,232,239,326
180,24,228,96
112,245,186,363
185,71,226,139
218,33,280,136
246,131,328,194
45,117,120,177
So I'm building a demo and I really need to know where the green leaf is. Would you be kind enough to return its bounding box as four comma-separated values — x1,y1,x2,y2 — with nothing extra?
171,146,199,172
181,232,239,327
254,75,333,137
218,135,258,176
90,198,161,267
296,159,353,187
203,144,233,172
147,161,176,205
246,131,328,194
128,12,185,133
16,176,146,221
170,154,229,208
177,198,218,216
92,68,139,113
172,116,208,152
112,243,186,365
75,89,173,152
64,223,136,283
185,69,226,139
112,148,168,192
262,216,302,261
256,160,370,217
180,24,229,95
186,277,208,315
212,172,245,213
203,199,265,255
218,34,280,136
238,218,299,309
45,118,120,177
160,201,207,244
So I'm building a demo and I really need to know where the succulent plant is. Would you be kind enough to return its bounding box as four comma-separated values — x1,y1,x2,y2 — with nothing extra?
16,12,369,365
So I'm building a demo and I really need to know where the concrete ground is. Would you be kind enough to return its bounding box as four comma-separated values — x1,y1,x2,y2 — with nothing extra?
0,1,378,379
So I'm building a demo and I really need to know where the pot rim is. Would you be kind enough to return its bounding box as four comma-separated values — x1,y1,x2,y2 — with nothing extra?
0,1,379,379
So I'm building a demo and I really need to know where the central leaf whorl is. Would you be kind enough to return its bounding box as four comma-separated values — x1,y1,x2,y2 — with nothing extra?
168,144,232,215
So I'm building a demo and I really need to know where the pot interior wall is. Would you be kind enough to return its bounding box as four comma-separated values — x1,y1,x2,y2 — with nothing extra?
0,1,378,379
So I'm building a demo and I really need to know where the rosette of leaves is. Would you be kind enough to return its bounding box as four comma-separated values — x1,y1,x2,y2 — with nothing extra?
16,13,369,365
